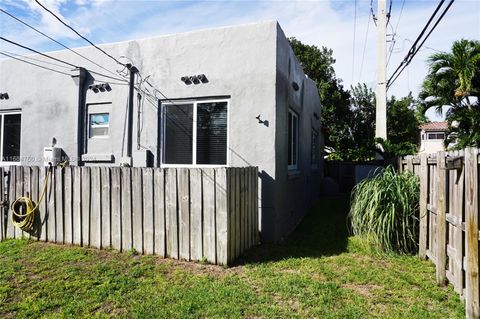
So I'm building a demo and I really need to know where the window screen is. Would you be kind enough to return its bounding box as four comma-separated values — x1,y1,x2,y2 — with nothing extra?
3,113,21,162
164,104,193,164
196,102,227,165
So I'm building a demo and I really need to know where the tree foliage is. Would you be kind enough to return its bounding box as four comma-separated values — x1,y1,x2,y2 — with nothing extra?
289,38,422,160
419,39,480,149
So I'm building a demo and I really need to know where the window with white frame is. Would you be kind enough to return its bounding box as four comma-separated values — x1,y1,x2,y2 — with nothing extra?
288,109,298,170
311,129,319,168
427,132,445,140
163,99,228,166
89,113,110,138
0,111,21,163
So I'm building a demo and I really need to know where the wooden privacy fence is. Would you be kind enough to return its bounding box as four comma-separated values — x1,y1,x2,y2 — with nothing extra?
400,148,479,318
0,166,259,266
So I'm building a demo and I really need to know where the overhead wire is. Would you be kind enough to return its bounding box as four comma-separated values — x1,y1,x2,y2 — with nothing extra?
386,0,406,66
34,0,126,67
0,36,77,68
0,49,71,69
358,7,372,81
0,8,122,79
387,0,454,89
0,51,71,76
0,37,127,83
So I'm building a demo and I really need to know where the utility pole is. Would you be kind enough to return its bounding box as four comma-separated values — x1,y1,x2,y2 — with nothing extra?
375,0,387,141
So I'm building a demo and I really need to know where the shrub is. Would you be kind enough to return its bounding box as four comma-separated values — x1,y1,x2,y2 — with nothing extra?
349,166,420,254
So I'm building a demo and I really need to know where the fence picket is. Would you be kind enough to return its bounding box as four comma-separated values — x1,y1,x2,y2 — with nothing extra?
202,168,216,264
132,168,144,254
64,167,73,244
72,167,82,245
215,168,228,265
436,151,447,286
143,168,154,255
190,169,202,261
178,168,190,261
165,168,178,259
90,167,101,249
121,168,132,252
419,154,428,259
153,169,165,257
55,167,64,244
101,167,111,249
110,168,121,251
465,148,479,318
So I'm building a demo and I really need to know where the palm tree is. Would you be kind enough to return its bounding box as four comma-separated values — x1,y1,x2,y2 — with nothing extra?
419,39,480,148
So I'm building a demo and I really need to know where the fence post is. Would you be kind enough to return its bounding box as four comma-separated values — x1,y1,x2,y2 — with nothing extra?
397,157,403,173
406,156,413,173
436,151,447,286
465,147,479,318
419,154,428,259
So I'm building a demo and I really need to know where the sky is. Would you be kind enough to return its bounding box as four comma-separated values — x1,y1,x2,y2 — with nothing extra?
1,0,479,121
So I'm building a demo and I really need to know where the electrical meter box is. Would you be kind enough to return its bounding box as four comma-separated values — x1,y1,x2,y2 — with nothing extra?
43,147,62,166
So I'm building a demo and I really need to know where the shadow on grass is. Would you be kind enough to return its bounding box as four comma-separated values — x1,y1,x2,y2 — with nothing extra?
236,194,351,265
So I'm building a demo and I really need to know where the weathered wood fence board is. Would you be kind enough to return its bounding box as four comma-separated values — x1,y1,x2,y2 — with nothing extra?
3,166,258,266
401,148,480,318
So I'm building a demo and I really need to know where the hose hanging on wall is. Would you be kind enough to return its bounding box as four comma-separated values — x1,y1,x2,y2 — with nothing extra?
11,166,52,232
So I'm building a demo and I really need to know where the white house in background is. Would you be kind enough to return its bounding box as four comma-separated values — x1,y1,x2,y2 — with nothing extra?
419,121,448,154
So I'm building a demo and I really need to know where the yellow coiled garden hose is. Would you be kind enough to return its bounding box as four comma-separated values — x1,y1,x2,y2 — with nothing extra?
11,167,51,232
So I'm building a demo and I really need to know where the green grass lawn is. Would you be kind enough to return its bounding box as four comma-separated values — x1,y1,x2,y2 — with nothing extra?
0,196,464,318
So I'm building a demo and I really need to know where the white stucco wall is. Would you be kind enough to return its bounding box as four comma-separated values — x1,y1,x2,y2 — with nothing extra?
419,130,446,154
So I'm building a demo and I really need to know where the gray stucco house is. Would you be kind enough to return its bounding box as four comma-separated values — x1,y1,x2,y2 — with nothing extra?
0,21,323,243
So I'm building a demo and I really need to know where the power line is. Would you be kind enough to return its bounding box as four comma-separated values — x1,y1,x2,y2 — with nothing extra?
394,0,406,33
0,51,71,76
386,0,393,25
0,8,122,79
0,36,77,68
0,49,71,69
0,37,127,83
358,8,372,81
387,0,454,89
34,0,126,67
386,0,406,67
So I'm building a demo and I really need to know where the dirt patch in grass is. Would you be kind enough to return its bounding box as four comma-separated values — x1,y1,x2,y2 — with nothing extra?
343,282,381,298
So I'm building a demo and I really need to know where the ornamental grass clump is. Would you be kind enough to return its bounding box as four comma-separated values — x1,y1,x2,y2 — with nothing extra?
349,166,420,254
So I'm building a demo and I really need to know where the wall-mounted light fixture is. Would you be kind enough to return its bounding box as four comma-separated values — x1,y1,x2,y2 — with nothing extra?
181,74,208,85
88,83,111,93
0,92,9,100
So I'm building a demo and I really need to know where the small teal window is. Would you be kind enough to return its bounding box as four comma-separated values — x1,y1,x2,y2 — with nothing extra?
89,113,110,137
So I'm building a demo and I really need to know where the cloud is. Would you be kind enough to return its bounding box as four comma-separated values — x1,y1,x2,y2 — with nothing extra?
2,0,479,120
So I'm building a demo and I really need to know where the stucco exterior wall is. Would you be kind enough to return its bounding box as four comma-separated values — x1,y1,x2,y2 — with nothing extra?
273,25,323,241
419,130,446,154
0,21,322,243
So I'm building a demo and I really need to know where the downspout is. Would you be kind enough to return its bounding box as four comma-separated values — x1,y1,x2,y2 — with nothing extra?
71,67,88,166
126,64,138,162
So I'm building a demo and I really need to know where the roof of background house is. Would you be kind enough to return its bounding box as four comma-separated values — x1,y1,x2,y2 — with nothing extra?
420,121,448,131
